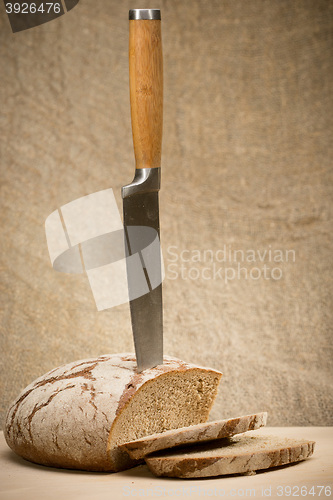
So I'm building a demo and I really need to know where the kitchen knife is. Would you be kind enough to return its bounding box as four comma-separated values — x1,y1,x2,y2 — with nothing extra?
122,9,163,372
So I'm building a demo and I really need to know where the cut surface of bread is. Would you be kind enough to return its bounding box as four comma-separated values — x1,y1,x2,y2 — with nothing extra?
4,353,222,471
106,359,222,471
145,433,315,478
120,412,268,459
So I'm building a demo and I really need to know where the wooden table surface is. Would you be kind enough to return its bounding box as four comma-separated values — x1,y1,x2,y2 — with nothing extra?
1,428,332,500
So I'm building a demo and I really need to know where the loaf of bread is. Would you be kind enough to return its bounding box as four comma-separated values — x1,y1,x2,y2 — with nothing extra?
4,353,222,471
145,433,315,478
120,412,268,459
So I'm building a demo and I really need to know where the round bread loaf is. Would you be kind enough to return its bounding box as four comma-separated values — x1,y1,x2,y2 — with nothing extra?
4,353,222,471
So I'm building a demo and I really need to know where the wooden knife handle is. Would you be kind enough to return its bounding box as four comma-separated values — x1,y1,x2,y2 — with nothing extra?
129,10,163,170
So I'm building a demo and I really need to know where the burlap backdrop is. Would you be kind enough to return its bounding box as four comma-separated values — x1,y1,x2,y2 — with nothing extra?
0,0,332,427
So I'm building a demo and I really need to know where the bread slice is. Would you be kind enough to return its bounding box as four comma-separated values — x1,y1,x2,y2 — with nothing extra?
145,434,315,478
4,353,222,472
120,412,267,459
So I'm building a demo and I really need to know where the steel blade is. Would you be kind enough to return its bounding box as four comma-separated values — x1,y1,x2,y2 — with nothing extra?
122,169,163,371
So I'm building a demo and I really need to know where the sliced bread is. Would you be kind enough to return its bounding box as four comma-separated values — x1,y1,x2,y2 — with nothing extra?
4,353,222,471
145,433,315,478
120,412,267,459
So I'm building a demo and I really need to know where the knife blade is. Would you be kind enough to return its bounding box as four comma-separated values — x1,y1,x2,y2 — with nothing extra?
122,9,163,372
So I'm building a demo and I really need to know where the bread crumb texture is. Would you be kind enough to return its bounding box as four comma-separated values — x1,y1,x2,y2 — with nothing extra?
4,353,222,471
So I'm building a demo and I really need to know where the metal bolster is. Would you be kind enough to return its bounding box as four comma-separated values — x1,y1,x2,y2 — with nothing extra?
129,9,161,21
122,168,161,198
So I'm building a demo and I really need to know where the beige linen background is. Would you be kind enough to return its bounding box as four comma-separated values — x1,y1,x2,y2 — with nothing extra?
0,0,332,427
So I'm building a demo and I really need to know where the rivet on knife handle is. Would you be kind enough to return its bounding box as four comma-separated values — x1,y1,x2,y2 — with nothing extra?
129,9,163,169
